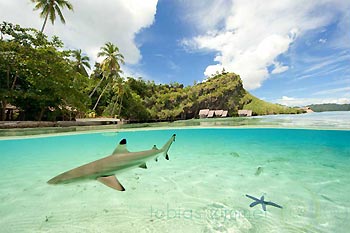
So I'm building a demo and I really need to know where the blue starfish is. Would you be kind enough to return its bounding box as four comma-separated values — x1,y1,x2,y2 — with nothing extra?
246,194,283,211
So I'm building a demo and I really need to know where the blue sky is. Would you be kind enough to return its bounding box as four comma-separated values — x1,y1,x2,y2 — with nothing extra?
130,0,350,106
129,1,216,85
1,0,349,106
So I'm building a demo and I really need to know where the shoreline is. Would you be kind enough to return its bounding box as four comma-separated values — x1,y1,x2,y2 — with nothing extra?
1,112,350,139
0,119,120,129
1,123,350,141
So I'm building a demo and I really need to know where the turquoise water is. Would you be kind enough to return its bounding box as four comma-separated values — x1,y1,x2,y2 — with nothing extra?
1,127,350,232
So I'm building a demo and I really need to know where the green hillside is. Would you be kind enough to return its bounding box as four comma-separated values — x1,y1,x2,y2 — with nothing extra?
134,72,303,120
242,93,302,115
190,72,303,116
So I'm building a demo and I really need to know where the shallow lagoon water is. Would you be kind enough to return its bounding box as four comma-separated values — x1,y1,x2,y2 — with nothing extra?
1,112,350,232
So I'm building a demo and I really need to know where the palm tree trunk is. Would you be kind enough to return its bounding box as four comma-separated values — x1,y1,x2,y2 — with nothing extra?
92,83,109,111
117,92,124,118
89,77,104,98
41,12,49,33
11,72,18,90
37,107,45,121
111,95,119,117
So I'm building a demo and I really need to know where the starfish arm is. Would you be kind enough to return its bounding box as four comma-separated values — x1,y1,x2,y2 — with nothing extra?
260,195,265,201
249,201,261,208
246,194,260,201
266,201,283,209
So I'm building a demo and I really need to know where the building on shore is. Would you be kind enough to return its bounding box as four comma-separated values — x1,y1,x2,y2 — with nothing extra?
198,109,229,118
238,109,252,117
198,109,210,118
300,107,314,113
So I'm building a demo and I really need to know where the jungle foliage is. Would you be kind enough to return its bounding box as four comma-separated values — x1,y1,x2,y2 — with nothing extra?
308,104,350,112
0,22,302,122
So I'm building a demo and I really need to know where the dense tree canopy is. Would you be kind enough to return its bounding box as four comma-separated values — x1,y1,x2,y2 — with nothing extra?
71,49,90,77
0,22,303,122
0,22,88,120
308,104,350,112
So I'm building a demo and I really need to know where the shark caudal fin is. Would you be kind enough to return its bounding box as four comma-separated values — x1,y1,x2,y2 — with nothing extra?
160,134,176,160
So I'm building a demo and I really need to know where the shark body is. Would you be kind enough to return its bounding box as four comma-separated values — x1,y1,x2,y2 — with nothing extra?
246,194,283,211
47,134,176,191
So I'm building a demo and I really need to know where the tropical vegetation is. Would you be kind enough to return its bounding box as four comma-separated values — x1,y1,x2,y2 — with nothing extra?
31,0,74,33
0,22,303,122
308,104,350,112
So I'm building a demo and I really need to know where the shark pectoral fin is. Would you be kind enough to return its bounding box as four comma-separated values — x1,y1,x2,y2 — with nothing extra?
139,163,147,169
165,153,169,160
155,157,158,162
97,176,125,191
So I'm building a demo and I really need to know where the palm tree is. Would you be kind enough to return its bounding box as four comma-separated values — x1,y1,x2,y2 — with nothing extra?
111,79,125,117
92,42,124,111
32,0,74,33
98,42,125,78
71,49,90,77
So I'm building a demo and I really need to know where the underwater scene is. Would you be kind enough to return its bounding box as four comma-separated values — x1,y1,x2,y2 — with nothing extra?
0,113,350,232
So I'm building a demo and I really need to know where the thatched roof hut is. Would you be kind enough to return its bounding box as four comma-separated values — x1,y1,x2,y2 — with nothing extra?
207,110,215,118
199,109,210,118
214,110,223,117
238,110,252,117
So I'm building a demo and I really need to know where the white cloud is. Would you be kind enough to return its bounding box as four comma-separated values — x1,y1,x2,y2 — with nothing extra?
302,53,350,74
178,0,232,32
276,96,350,106
0,0,158,65
122,66,151,81
313,87,350,96
319,38,327,43
282,96,295,101
182,0,350,90
271,62,289,74
168,60,180,71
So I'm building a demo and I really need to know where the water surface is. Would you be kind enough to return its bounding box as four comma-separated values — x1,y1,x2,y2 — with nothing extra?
1,126,349,232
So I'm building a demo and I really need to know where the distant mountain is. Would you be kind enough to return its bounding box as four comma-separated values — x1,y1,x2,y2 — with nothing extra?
307,104,350,112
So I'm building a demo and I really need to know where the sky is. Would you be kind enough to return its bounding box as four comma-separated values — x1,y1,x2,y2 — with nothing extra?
1,0,350,106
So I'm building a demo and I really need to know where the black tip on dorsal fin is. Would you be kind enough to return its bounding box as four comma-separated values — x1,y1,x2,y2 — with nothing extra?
120,139,127,145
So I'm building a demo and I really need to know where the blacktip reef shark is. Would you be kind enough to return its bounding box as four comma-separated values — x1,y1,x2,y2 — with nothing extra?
47,134,176,191
246,194,283,211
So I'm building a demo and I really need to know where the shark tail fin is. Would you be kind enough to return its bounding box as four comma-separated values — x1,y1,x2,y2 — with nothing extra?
161,134,176,160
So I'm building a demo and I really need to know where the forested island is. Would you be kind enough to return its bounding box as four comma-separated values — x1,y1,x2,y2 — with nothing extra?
0,22,303,123
308,104,350,112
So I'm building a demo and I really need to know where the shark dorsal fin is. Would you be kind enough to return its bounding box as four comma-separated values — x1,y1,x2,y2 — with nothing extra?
152,145,158,150
113,139,130,154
